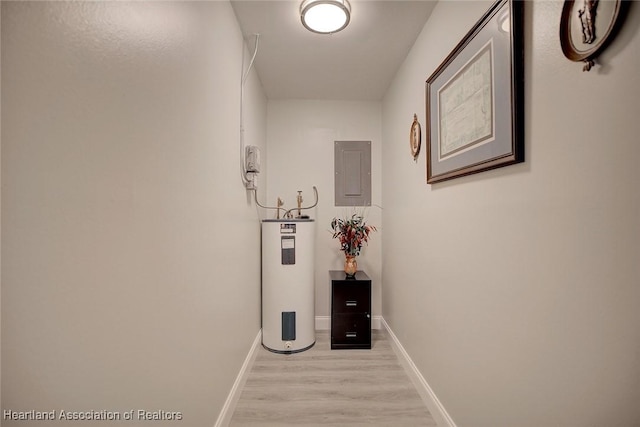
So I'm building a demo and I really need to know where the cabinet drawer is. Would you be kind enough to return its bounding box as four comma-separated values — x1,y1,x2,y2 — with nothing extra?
331,313,371,349
332,286,370,314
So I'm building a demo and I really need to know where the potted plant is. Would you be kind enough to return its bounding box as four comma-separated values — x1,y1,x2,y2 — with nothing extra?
330,213,376,278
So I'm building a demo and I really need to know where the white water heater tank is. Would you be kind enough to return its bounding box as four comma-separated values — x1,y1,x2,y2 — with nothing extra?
262,219,315,353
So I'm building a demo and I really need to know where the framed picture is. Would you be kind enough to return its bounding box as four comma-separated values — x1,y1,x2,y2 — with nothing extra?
426,0,524,184
560,0,629,71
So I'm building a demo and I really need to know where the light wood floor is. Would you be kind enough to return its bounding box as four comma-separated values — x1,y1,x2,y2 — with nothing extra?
229,329,437,426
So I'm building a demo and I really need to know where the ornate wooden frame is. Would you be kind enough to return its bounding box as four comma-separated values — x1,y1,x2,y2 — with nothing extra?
559,0,629,71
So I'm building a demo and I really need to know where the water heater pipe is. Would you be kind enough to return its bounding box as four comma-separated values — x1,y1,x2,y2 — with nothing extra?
254,186,319,218
240,34,260,188
283,187,318,218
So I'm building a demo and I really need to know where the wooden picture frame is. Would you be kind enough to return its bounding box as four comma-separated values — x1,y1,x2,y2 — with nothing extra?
426,0,524,184
559,0,629,71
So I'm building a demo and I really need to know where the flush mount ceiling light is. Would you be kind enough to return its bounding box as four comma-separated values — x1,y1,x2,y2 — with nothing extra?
300,0,351,34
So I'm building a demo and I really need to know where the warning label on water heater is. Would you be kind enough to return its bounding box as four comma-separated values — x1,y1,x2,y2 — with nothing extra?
281,235,295,265
280,224,296,234
281,237,295,250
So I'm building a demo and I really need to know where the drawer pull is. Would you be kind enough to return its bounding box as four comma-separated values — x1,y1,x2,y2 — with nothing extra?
346,332,357,338
345,301,357,307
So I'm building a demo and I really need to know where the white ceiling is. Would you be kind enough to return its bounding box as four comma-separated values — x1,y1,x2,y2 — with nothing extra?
230,1,437,101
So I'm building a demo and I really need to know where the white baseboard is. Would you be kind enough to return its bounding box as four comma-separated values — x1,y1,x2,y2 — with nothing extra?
381,318,457,427
315,315,382,330
213,330,262,427
315,315,331,330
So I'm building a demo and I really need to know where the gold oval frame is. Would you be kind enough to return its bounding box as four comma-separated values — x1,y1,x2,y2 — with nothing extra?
410,114,421,161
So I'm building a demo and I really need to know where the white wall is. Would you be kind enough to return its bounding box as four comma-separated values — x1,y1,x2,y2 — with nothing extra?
382,1,640,426
1,2,267,426
266,100,382,321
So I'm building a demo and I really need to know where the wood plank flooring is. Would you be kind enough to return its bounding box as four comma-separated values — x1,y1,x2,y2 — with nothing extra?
229,329,437,426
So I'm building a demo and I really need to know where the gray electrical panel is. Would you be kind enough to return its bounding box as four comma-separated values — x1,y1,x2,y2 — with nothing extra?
334,140,371,206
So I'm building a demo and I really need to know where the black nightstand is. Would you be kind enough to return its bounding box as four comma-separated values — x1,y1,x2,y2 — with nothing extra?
330,270,371,350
